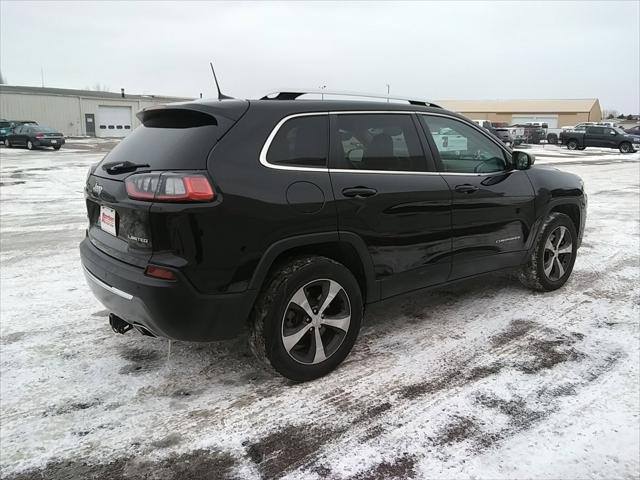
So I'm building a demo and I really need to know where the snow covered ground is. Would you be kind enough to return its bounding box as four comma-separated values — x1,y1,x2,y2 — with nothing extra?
0,141,638,479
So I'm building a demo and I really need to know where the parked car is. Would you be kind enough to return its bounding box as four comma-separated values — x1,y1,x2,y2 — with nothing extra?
560,125,640,153
624,125,640,135
0,120,11,144
0,119,38,144
80,91,587,381
489,127,514,147
5,125,65,150
510,123,545,144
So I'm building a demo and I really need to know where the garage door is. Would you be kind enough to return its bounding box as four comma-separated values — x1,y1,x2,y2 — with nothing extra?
511,115,558,128
97,106,133,138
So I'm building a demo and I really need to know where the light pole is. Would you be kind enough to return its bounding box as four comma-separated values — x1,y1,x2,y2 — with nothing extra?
386,84,390,103
319,85,326,100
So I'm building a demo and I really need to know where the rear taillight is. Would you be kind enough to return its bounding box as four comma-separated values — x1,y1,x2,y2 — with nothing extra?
35,133,44,138
144,265,177,281
125,173,215,202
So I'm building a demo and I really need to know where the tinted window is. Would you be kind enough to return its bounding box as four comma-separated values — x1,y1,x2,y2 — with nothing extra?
34,127,57,133
0,122,9,128
420,115,508,173
95,110,226,177
587,127,604,134
332,114,426,171
266,115,327,167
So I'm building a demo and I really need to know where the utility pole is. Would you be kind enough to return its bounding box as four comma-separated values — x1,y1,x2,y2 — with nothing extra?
41,66,44,87
319,85,326,100
386,84,390,103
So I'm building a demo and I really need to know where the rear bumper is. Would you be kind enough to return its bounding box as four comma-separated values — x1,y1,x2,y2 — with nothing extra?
35,138,65,147
80,238,254,341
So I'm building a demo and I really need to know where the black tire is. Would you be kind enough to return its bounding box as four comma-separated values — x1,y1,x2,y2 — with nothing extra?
547,133,558,145
26,140,34,150
519,212,577,291
53,146,61,150
619,142,632,154
577,146,586,150
567,139,578,150
248,256,363,381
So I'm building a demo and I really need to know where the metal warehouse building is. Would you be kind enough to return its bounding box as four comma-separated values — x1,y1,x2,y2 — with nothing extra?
0,85,192,137
439,98,602,128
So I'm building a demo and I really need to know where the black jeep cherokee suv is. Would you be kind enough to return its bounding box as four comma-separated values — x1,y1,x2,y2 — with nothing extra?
80,92,587,381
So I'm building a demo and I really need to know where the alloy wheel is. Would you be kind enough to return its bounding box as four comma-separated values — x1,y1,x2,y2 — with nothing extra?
281,279,351,365
543,226,573,281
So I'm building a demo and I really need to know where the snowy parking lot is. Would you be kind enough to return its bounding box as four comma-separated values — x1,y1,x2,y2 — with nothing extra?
1,141,638,479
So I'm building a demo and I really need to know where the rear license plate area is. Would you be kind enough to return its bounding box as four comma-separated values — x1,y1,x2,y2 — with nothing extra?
100,206,117,236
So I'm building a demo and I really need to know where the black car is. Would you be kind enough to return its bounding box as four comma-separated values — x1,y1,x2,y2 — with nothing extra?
5,125,65,150
489,127,514,147
80,91,587,381
560,125,640,153
624,125,640,135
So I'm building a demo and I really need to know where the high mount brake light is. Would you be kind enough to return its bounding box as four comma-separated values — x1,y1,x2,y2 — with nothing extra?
125,173,215,202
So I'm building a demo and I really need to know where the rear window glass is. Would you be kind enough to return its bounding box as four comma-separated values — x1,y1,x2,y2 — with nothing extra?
95,110,223,176
0,122,10,128
266,116,327,168
34,127,57,133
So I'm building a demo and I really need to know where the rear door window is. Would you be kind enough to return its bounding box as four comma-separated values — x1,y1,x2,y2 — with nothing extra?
266,115,328,168
330,114,427,172
586,127,604,135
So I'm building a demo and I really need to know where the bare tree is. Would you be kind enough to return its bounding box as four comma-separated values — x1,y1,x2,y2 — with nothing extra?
602,109,618,119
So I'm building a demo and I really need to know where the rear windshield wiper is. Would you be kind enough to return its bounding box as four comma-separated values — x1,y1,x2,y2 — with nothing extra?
102,161,150,174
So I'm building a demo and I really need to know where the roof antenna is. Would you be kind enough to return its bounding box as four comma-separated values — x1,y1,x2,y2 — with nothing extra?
210,62,232,100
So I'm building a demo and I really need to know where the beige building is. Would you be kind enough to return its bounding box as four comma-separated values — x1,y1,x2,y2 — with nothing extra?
437,98,602,128
0,85,192,137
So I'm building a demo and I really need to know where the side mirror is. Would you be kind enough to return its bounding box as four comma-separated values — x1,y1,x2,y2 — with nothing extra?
610,131,617,135
513,150,535,170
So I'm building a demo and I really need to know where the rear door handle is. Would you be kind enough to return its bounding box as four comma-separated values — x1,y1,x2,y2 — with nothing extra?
454,184,479,193
342,187,378,198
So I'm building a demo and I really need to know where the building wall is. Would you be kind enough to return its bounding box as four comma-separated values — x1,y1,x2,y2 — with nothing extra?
457,111,594,127
0,92,174,136
589,100,602,122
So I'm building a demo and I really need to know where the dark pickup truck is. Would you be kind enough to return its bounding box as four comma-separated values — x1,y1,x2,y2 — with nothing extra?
560,125,640,153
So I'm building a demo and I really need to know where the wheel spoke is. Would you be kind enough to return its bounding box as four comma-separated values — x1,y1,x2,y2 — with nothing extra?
318,280,343,316
312,327,326,363
544,237,555,254
282,323,311,352
554,257,565,278
554,227,565,249
321,314,351,333
544,258,554,277
557,243,573,255
289,288,314,319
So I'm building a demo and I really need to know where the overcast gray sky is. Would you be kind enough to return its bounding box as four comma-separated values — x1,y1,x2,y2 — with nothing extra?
1,1,638,112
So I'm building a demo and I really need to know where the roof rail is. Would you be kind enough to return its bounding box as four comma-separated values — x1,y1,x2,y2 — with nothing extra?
260,89,442,108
